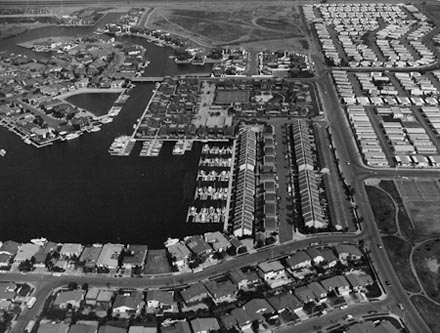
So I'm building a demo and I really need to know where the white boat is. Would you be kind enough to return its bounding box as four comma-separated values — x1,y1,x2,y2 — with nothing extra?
90,126,101,132
164,237,179,247
31,237,47,246
172,140,185,155
65,133,80,141
101,117,113,124
0,149,6,156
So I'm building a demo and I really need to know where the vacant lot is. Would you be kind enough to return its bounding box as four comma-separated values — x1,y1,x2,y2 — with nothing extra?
396,179,440,240
383,236,420,293
365,186,397,234
147,4,311,50
411,295,440,333
144,249,171,274
413,239,440,303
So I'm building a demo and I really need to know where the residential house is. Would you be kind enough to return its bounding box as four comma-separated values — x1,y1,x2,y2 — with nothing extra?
267,292,303,314
320,275,351,296
79,245,103,272
13,243,40,264
308,281,328,303
122,245,148,270
243,298,275,323
37,322,69,333
60,243,83,259
285,251,312,270
98,326,126,333
294,286,317,304
96,244,124,270
0,254,11,269
96,290,114,313
320,248,339,268
306,247,325,265
34,242,57,268
185,235,212,259
180,282,209,305
229,237,246,255
161,321,191,333
166,242,191,270
68,322,99,333
146,290,176,313
190,318,220,333
229,308,253,331
334,244,363,263
204,280,238,304
0,282,16,302
85,287,101,306
112,290,144,318
257,260,287,286
204,232,231,252
53,290,84,310
346,273,373,292
228,268,262,290
128,326,157,333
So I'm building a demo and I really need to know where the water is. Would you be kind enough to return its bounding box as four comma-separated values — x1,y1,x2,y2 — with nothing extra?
67,93,119,116
0,18,218,248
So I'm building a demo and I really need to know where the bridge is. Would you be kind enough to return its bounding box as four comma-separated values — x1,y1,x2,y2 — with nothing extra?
131,77,164,82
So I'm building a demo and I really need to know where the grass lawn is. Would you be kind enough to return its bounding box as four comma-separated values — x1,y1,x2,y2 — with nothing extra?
413,239,440,303
144,249,171,274
365,186,397,234
382,236,420,293
411,295,440,333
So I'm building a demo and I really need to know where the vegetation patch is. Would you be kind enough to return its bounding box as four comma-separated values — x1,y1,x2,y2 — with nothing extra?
365,186,397,234
382,236,420,293
411,295,440,333
413,238,440,302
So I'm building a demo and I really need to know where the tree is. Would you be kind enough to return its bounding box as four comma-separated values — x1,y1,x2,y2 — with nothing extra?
81,283,89,291
67,282,78,290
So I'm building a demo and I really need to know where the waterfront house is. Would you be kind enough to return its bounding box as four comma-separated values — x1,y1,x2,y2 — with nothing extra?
285,251,313,270
320,275,351,296
180,282,209,305
190,317,220,333
204,280,238,305
96,244,124,270
128,327,157,333
229,237,246,255
204,231,231,253
53,290,84,310
267,292,303,314
34,241,57,268
146,290,176,313
74,78,89,89
79,245,103,272
37,322,69,333
185,235,212,259
228,268,262,290
112,290,144,318
166,242,191,270
0,254,11,269
60,243,83,259
122,245,148,271
334,244,363,263
13,243,40,264
98,326,126,333
0,241,19,260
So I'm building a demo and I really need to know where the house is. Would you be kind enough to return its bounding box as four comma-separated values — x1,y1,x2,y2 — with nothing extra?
258,260,286,281
243,298,275,322
204,280,238,304
166,242,191,269
112,290,144,318
60,243,83,259
79,245,103,271
229,308,253,331
228,268,262,290
0,282,16,301
320,275,351,296
14,243,40,264
53,290,84,310
122,245,148,270
306,247,325,265
204,232,231,252
346,273,373,292
96,290,114,313
96,244,124,270
294,286,317,304
320,248,339,268
285,251,312,270
180,282,209,305
0,240,20,257
69,322,99,333
0,254,11,269
37,322,69,333
146,290,176,312
267,292,303,314
85,287,101,306
190,318,220,333
34,242,57,268
308,281,328,303
128,327,156,333
161,321,191,333
185,235,212,258
334,244,363,262
229,237,246,255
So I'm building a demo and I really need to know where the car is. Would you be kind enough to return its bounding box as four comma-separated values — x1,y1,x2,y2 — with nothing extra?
378,243,383,249
344,314,353,320
346,160,351,165
340,305,348,310
398,303,405,310
385,281,392,287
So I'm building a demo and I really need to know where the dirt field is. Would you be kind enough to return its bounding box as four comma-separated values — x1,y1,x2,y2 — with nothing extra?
413,239,440,303
146,4,314,51
215,90,251,105
411,295,440,333
366,186,397,234
396,179,440,239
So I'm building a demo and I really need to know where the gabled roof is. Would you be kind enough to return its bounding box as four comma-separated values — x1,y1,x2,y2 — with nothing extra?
286,251,312,267
190,317,220,332
53,290,84,306
113,291,143,310
180,283,208,303
267,292,302,312
320,275,350,291
205,280,238,299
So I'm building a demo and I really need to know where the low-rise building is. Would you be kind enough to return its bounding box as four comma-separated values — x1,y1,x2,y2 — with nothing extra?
59,243,83,259
346,272,373,292
180,282,209,305
204,231,231,252
257,261,286,281
37,322,69,333
228,268,262,290
122,245,148,270
205,280,238,304
96,244,124,270
190,317,220,333
267,292,303,314
79,245,103,271
286,251,312,270
53,290,84,310
334,244,363,262
320,275,351,296
146,290,175,312
14,243,40,264
166,242,191,269
112,290,144,318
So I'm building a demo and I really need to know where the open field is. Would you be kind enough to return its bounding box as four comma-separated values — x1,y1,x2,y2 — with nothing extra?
215,90,250,105
365,186,397,234
411,295,440,333
413,239,440,303
396,179,440,240
382,236,420,293
145,250,171,274
146,4,313,51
